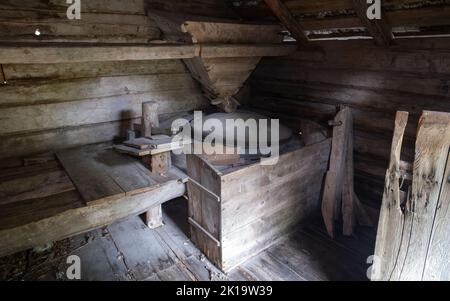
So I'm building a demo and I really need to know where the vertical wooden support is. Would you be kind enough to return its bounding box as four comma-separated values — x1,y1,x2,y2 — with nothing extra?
142,101,164,229
373,111,450,281
151,152,172,174
0,64,6,83
322,107,351,238
142,101,159,138
322,107,371,238
146,206,163,229
342,110,356,236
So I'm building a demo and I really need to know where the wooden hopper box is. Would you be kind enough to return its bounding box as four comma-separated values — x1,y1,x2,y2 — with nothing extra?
186,138,332,271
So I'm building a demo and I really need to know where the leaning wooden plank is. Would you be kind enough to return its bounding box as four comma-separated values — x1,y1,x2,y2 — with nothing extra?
321,107,352,238
392,111,450,280
0,45,200,64
0,179,186,258
372,111,409,281
373,111,450,281
422,151,450,280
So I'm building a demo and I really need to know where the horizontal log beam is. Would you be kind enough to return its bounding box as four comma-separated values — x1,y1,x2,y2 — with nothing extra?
200,44,297,58
0,44,297,64
0,179,186,257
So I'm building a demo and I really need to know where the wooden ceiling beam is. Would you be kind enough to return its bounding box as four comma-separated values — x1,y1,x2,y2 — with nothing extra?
352,0,394,46
0,44,296,64
263,0,309,45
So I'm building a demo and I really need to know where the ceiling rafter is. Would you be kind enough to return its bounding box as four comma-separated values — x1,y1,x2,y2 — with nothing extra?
263,0,309,45
352,0,394,46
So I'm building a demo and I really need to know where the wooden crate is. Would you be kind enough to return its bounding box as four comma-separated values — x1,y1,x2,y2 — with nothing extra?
186,138,332,271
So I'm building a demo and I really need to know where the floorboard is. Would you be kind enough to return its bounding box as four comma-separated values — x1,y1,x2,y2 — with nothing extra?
0,198,375,281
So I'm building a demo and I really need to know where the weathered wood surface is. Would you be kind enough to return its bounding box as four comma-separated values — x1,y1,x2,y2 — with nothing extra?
178,19,294,112
342,110,356,235
249,37,450,209
0,169,74,206
2,60,187,81
1,198,374,281
182,21,283,44
146,206,164,229
0,178,185,258
0,44,297,65
352,0,393,46
371,111,409,281
231,0,450,38
142,101,159,139
0,91,206,158
56,146,176,205
124,137,186,150
0,55,207,159
186,154,222,268
373,111,450,281
0,45,199,65
0,1,211,160
263,0,308,44
186,139,331,271
322,108,351,238
0,0,161,44
146,0,237,19
200,44,296,59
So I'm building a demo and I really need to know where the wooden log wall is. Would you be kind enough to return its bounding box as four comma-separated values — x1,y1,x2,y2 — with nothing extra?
248,38,450,210
0,0,223,159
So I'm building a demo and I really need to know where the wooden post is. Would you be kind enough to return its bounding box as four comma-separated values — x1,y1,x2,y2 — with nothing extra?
373,111,450,280
0,64,6,84
142,101,159,138
142,101,165,229
322,107,371,238
150,152,172,174
322,107,351,238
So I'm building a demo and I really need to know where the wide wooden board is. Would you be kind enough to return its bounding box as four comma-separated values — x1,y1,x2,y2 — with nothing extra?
56,147,162,205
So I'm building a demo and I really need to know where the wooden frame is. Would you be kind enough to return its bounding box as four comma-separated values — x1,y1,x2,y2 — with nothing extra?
186,139,332,271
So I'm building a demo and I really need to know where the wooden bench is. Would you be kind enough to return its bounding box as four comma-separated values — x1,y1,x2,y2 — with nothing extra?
0,145,187,258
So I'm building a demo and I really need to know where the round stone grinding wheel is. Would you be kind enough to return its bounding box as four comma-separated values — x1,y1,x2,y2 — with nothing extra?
190,111,293,151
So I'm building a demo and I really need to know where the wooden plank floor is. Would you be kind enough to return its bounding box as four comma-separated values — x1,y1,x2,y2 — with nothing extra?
0,198,376,281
